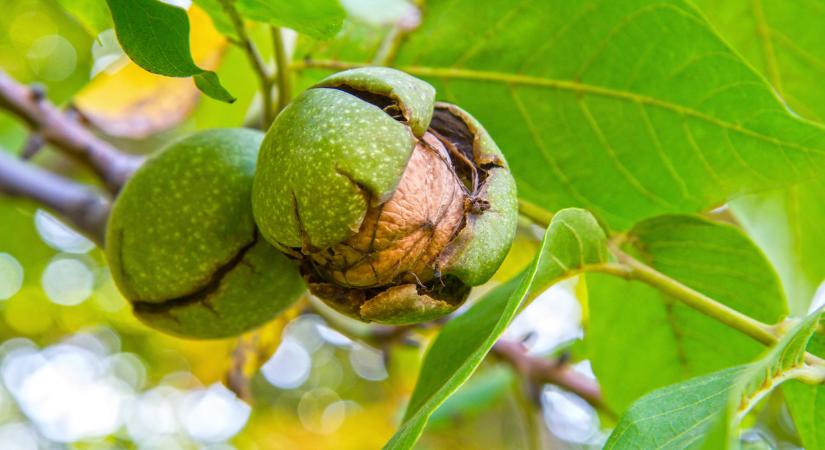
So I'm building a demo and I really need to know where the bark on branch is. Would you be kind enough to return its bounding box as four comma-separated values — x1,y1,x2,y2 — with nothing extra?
0,152,110,245
0,69,143,194
492,339,614,418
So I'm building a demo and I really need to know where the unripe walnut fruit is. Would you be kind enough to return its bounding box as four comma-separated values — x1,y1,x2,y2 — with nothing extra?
105,129,305,339
253,67,518,324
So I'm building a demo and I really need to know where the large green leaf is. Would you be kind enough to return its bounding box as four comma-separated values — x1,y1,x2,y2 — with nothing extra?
604,366,744,450
384,208,608,450
298,0,825,230
605,307,824,449
588,215,788,412
693,0,825,315
106,0,235,103
705,308,825,449
693,0,825,124
783,323,825,449
236,0,345,40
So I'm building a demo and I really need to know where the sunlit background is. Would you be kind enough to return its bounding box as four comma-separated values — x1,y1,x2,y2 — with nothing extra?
0,203,610,448
1,0,819,448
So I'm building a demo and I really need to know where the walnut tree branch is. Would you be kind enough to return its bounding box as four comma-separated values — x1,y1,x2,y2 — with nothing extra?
0,151,110,245
492,339,615,419
0,69,143,194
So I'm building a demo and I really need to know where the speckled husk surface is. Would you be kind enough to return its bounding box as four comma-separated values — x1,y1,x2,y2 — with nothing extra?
106,129,305,339
253,67,518,324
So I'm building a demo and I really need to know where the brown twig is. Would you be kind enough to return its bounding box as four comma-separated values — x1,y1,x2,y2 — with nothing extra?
20,132,45,160
492,339,615,419
0,152,110,244
0,70,143,194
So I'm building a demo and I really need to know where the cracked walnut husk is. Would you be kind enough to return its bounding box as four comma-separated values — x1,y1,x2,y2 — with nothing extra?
252,67,518,324
105,129,305,339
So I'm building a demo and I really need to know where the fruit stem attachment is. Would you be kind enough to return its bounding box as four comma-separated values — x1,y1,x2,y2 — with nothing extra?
271,27,292,114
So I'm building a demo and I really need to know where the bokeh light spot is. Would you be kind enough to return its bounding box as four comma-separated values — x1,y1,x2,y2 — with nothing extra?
26,35,77,82
297,388,346,435
179,384,250,443
261,338,311,389
541,385,602,445
90,29,125,77
41,257,94,306
0,422,39,450
34,210,94,254
8,10,56,48
349,343,387,381
0,253,23,300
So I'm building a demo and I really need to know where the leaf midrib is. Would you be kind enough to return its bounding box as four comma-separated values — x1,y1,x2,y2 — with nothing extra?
298,60,825,155
394,65,825,155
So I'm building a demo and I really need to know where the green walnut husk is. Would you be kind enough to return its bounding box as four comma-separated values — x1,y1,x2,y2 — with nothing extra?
106,129,305,339
253,67,518,325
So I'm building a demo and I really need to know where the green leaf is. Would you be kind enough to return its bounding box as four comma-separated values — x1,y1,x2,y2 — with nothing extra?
730,182,825,315
783,323,825,450
427,365,514,429
106,0,234,103
605,366,745,450
588,215,788,412
784,380,825,450
56,0,112,36
692,0,825,124
236,0,345,40
194,71,236,103
605,307,823,450
691,0,825,316
384,208,608,450
299,0,825,230
702,307,825,449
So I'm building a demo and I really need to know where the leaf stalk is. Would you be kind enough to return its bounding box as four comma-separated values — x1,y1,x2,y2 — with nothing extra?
271,27,292,115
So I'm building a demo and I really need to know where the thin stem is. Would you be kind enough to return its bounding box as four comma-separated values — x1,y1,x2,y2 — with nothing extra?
271,27,292,115
0,70,143,193
614,252,778,346
292,58,367,72
518,198,553,228
0,152,110,245
601,249,825,368
788,364,825,385
220,0,274,128
372,27,405,66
